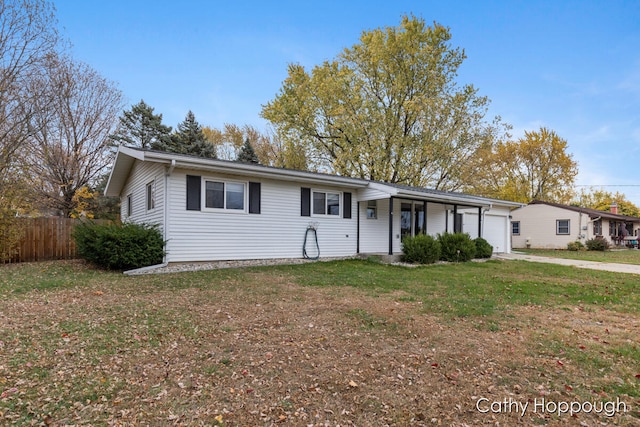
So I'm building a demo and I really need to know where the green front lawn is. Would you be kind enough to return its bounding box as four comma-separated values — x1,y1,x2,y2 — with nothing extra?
1,259,639,426
518,248,640,264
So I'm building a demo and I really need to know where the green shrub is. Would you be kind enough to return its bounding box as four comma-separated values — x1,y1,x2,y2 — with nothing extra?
585,238,609,251
473,237,493,258
74,221,165,270
567,241,585,251
401,234,441,264
438,232,476,262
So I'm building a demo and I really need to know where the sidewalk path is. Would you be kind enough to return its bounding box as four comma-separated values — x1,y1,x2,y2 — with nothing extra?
494,252,640,275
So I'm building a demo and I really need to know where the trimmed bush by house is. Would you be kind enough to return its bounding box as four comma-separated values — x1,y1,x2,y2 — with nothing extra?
74,221,164,270
438,232,476,262
401,234,441,264
585,238,609,251
567,241,586,251
473,237,493,258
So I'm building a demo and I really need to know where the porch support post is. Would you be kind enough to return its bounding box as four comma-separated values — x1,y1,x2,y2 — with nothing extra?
478,206,482,238
453,204,458,233
445,207,449,232
388,197,394,255
423,201,428,234
356,201,360,254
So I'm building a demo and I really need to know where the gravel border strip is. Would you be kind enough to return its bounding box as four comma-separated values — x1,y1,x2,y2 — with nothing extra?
125,256,354,275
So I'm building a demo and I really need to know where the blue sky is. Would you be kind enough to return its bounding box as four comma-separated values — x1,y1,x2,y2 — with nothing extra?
55,0,640,205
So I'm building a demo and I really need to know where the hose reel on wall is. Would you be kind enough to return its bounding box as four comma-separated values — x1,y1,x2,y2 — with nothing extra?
303,222,320,260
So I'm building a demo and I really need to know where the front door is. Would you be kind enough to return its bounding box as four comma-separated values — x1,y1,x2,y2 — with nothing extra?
401,202,425,241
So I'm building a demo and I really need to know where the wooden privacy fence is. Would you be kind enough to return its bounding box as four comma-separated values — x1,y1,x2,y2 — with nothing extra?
5,217,108,264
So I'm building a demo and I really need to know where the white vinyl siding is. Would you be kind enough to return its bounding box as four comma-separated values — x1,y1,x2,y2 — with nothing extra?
511,205,581,249
166,171,357,262
358,198,390,253
120,162,165,229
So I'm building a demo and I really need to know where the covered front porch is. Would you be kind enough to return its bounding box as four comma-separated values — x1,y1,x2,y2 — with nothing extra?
355,182,521,256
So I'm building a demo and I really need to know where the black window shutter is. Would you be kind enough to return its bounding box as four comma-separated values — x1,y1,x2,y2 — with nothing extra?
343,192,352,219
186,175,201,211
301,187,311,216
249,182,261,214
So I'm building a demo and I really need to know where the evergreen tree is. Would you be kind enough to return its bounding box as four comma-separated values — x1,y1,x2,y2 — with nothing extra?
237,138,260,164
158,111,217,158
109,100,172,149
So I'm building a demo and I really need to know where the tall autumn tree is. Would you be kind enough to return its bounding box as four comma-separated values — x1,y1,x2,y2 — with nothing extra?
27,54,123,216
469,127,578,204
574,188,639,217
108,99,172,149
261,15,505,190
201,123,304,167
0,0,60,259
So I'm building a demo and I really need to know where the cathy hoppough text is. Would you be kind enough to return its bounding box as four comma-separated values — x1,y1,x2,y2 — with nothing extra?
476,397,629,418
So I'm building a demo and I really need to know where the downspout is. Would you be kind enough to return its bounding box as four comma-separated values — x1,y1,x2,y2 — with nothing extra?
388,197,394,255
356,201,360,254
587,216,601,240
163,159,176,263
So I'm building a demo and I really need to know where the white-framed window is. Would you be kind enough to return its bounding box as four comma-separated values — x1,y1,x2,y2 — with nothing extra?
312,190,340,216
203,179,246,211
511,221,520,236
366,200,377,219
146,182,155,211
556,219,570,235
126,194,132,217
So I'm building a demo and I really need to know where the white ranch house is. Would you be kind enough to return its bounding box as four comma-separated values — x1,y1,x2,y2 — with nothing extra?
511,200,640,249
105,146,522,263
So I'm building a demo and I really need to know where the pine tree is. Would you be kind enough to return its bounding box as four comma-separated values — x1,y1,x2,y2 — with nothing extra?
237,138,260,164
160,111,217,158
109,100,172,149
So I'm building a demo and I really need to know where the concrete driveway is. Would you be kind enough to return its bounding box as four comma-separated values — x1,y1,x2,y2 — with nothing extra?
494,252,640,276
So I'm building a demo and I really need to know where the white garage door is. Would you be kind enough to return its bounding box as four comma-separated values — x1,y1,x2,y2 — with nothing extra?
484,214,507,253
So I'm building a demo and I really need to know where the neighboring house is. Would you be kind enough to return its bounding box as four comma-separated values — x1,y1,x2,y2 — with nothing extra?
104,146,523,264
511,200,640,249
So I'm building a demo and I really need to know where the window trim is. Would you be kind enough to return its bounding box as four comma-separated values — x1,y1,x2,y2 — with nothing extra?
511,220,520,236
556,219,570,235
593,219,602,236
311,189,341,217
126,194,132,217
202,177,248,213
146,181,155,211
366,200,377,219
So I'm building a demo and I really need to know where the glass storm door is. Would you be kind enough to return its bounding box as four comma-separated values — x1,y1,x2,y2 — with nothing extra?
401,202,425,240
400,203,412,241
414,204,424,235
